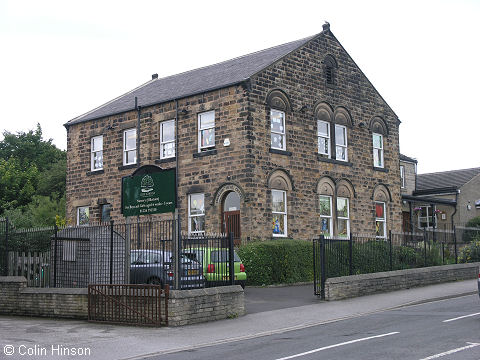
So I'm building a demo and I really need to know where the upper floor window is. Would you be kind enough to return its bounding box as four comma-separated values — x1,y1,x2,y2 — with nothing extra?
319,195,333,237
271,109,286,151
77,206,89,226
91,135,103,171
400,165,405,188
335,125,348,161
375,202,387,238
160,120,175,159
198,111,215,152
317,120,330,157
272,189,287,237
123,128,137,166
336,197,350,238
188,193,205,235
373,133,384,168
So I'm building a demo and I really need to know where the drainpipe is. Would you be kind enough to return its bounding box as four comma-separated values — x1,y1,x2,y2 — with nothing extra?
136,97,141,168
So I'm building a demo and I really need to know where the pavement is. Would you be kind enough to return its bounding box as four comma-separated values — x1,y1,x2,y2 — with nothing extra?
0,280,477,360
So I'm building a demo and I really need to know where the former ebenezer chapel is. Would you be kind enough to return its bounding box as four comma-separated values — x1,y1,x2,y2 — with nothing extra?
65,23,402,242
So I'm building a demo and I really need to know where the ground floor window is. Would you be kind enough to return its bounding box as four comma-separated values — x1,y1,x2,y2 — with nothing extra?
101,204,112,223
319,195,333,237
272,189,287,237
375,202,386,238
77,206,89,226
336,197,350,238
188,193,205,235
418,205,436,229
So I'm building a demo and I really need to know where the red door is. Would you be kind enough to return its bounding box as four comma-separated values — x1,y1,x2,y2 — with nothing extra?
223,210,241,245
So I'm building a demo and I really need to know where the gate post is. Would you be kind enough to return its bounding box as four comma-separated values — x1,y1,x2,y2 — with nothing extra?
389,230,393,271
423,228,427,266
348,233,353,275
53,224,58,288
228,232,235,286
320,235,326,300
4,217,9,276
453,225,458,264
109,220,114,284
173,209,181,290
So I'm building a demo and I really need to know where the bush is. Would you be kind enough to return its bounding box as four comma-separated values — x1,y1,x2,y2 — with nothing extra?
462,216,480,243
459,236,480,263
237,239,313,286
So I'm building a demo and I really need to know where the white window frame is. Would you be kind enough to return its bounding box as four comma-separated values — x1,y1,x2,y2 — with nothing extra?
188,193,205,236
91,135,103,171
77,206,89,226
272,189,287,237
375,201,387,238
400,165,405,188
198,111,215,152
335,125,348,162
317,120,330,157
418,205,436,229
373,133,384,168
336,197,350,238
270,109,286,151
319,195,333,238
123,128,137,166
160,119,175,159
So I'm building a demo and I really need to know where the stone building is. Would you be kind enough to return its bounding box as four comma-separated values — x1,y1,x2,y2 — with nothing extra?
65,23,402,241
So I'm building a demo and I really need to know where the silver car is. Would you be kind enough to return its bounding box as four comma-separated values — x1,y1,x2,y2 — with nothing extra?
130,250,204,289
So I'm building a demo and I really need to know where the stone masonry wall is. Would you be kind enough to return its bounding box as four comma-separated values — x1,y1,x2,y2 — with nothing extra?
66,30,402,240
246,31,402,239
324,262,479,300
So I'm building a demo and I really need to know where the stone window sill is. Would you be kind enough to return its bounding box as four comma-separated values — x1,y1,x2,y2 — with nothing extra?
193,149,217,158
373,166,389,173
86,169,104,176
317,156,353,167
155,157,176,164
269,148,292,156
118,164,137,171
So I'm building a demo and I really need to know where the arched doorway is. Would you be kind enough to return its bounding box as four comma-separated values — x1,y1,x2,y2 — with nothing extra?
222,191,241,245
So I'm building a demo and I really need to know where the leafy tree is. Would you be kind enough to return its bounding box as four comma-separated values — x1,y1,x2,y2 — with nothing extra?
0,124,65,173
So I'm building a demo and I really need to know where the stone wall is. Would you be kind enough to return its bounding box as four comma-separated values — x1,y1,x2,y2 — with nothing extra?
324,263,479,300
0,277,88,319
168,285,245,326
0,277,245,326
66,29,402,241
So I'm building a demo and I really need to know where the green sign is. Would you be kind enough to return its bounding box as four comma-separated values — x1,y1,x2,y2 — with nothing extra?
122,169,176,216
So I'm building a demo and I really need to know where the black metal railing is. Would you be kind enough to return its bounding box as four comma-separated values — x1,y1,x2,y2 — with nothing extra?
0,218,236,290
314,226,480,298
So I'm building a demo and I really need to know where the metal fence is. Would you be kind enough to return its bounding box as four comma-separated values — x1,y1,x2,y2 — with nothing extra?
0,218,235,290
314,226,480,298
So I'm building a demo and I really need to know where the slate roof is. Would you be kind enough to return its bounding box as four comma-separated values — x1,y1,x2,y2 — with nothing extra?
400,154,417,163
66,34,318,126
416,167,480,192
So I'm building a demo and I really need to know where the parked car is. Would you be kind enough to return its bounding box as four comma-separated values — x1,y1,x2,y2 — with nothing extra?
182,248,247,288
130,250,204,289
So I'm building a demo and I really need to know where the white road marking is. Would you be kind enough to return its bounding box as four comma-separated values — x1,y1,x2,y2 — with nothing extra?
418,342,480,360
442,312,480,323
273,332,400,360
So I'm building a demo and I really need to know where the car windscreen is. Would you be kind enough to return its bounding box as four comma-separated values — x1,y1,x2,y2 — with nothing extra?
130,252,163,265
210,250,241,263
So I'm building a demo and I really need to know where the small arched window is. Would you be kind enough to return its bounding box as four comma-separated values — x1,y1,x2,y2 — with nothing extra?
323,55,338,86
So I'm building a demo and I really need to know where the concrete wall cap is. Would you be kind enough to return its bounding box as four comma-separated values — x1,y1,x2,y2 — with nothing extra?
20,288,88,295
0,276,27,283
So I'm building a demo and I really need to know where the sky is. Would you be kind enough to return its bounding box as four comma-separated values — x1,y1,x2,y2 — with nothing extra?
0,0,479,174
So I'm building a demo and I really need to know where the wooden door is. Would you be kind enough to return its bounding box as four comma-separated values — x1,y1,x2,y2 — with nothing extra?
223,210,241,245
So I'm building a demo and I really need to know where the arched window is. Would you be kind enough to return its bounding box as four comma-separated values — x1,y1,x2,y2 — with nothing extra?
268,169,293,237
370,117,388,168
266,89,291,152
323,55,338,86
373,184,391,238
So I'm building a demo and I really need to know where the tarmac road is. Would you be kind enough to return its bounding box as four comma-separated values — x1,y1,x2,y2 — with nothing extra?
0,280,477,360
154,294,480,360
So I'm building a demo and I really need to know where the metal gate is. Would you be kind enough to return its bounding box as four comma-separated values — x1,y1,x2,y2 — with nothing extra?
88,284,169,326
